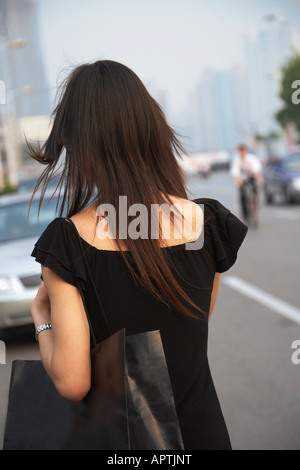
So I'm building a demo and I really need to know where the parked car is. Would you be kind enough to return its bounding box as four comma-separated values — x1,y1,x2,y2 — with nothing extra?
196,161,212,179
263,153,300,204
0,191,61,330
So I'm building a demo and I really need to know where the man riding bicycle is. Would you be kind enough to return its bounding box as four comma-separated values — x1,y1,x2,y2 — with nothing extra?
231,144,264,223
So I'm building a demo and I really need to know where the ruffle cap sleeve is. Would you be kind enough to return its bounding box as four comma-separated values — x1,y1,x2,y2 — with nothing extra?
31,217,87,291
195,198,248,273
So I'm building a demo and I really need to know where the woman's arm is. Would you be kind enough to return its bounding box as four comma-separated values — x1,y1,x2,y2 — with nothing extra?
209,272,221,321
31,266,91,402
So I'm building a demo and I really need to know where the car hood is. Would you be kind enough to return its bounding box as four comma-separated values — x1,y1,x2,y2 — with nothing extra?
0,237,40,277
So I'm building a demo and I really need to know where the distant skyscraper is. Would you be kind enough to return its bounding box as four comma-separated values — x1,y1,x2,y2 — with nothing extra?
200,70,219,151
145,79,168,117
0,0,50,119
172,16,299,154
244,18,299,136
187,67,250,153
231,64,251,141
214,70,244,151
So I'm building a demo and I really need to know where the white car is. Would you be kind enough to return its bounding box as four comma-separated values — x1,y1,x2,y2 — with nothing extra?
0,191,60,330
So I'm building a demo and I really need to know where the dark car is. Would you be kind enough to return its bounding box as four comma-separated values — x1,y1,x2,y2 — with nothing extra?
263,153,300,204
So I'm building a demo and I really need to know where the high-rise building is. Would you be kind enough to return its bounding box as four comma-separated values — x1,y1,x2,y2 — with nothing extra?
185,17,299,153
188,69,220,152
0,0,50,119
231,64,251,141
243,17,299,136
187,66,250,153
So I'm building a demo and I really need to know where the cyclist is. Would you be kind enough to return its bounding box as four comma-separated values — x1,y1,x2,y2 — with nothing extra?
231,144,264,222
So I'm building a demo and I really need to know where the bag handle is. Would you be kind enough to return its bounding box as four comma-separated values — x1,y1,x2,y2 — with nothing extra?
62,217,112,349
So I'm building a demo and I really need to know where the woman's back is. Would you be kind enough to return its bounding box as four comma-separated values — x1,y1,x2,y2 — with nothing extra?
70,194,203,252
31,197,247,449
28,59,247,450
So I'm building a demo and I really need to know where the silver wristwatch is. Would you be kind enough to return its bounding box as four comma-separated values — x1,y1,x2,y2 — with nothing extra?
35,323,52,341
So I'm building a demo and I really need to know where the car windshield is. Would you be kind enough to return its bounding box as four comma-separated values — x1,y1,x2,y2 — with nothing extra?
0,197,60,243
283,154,300,172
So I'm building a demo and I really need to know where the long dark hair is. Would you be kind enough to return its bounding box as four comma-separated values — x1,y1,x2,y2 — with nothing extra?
28,60,203,319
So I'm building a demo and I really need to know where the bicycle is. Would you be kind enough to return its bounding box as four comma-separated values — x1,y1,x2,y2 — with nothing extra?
241,177,259,228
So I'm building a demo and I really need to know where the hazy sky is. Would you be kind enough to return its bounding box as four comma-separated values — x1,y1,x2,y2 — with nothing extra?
37,0,300,119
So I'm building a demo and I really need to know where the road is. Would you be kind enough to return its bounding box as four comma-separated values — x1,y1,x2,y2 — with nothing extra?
0,171,300,450
187,171,300,450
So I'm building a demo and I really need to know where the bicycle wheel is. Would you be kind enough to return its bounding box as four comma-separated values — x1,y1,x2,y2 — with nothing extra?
249,192,259,228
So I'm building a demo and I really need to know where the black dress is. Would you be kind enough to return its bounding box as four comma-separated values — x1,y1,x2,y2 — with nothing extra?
31,198,248,450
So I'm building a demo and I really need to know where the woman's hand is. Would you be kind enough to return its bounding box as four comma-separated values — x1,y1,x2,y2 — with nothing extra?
31,281,51,328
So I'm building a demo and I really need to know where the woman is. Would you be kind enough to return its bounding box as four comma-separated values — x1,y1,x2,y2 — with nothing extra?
29,60,247,450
